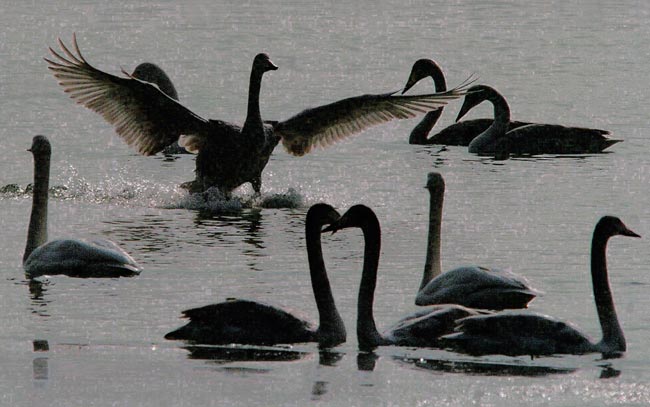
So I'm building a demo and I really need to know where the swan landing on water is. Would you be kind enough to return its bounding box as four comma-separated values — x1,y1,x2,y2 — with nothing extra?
440,216,640,357
46,34,469,196
164,204,346,347
22,136,142,279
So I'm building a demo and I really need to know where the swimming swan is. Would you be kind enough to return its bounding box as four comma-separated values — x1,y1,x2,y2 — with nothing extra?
22,135,142,278
164,203,346,347
416,172,538,310
440,216,640,357
457,85,620,156
401,59,529,145
324,204,487,351
46,34,468,195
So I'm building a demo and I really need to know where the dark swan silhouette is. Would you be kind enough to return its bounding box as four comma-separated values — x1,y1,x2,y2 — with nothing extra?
416,172,538,310
440,216,640,357
323,205,487,351
23,135,142,278
401,59,529,145
164,203,346,347
457,85,620,156
129,62,187,155
45,35,467,195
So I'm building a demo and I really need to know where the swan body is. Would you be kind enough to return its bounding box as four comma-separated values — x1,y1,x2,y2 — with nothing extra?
46,35,467,195
324,204,487,351
441,216,640,357
416,172,538,309
458,85,620,155
165,203,346,347
402,59,531,145
23,135,141,278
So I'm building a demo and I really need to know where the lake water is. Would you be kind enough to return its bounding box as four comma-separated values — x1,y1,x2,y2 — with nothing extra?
1,1,650,405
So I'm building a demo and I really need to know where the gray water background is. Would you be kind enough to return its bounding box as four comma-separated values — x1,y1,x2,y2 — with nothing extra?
1,1,650,405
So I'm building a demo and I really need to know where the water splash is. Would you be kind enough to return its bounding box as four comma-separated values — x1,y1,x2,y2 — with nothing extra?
169,187,304,212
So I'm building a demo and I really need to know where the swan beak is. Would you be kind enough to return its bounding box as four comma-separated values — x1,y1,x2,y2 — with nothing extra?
268,60,278,71
321,224,338,234
455,100,472,122
402,76,417,95
622,228,641,238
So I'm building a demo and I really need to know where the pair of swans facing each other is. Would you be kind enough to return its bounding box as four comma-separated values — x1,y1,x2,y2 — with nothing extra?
23,135,142,279
402,59,620,155
46,34,469,195
325,203,639,357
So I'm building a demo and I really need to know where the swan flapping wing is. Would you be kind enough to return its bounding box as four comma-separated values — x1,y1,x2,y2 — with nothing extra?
274,85,470,157
45,34,208,156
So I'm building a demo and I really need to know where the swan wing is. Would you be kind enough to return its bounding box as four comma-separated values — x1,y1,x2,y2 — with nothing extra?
416,266,538,309
274,85,469,157
442,311,594,356
24,238,142,278
45,34,209,156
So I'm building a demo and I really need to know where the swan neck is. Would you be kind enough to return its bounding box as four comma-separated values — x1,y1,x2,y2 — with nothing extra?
24,152,50,263
467,92,510,153
591,231,625,353
243,67,265,133
356,213,386,349
420,185,444,291
409,109,443,144
306,217,346,346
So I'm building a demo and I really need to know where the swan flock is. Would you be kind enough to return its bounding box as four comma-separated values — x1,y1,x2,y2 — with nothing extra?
26,33,640,361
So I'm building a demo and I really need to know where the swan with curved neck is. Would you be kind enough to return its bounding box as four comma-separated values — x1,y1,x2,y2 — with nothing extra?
324,205,487,351
402,59,529,145
23,135,142,278
416,172,538,309
46,34,467,195
441,216,639,357
458,85,620,156
165,203,346,347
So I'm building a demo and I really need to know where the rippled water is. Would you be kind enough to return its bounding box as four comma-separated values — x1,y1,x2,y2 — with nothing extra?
2,1,650,406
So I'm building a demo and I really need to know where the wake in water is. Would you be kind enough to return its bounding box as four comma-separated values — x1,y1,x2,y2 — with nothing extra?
1,163,304,212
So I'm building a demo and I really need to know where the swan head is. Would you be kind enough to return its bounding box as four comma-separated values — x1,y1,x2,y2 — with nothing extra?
455,85,491,122
597,216,641,239
322,204,376,234
425,172,445,192
131,62,179,101
402,59,446,94
307,203,341,230
253,53,278,73
28,135,51,157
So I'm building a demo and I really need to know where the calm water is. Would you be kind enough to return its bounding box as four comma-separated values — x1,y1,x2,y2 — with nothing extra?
1,1,650,405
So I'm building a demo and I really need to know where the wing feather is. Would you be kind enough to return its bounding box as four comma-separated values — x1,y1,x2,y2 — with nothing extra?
275,84,469,156
45,34,209,156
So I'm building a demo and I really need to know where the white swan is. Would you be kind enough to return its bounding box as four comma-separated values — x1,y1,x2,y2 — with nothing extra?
164,203,346,347
324,205,488,351
440,216,640,357
22,135,142,278
416,172,538,309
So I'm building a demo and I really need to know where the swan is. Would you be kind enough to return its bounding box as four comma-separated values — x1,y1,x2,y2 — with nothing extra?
402,59,530,145
129,62,188,155
23,135,142,278
164,203,346,347
456,85,620,156
45,35,468,195
323,204,488,351
415,172,538,309
440,216,640,357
